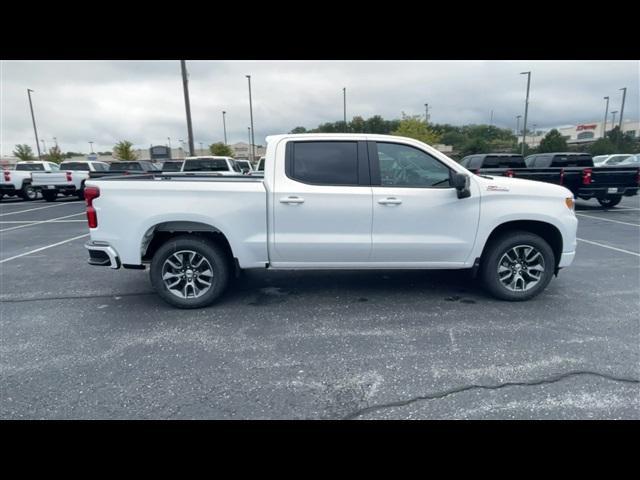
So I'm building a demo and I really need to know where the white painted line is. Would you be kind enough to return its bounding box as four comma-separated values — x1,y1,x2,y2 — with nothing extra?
614,207,640,211
576,213,640,227
577,238,640,257
0,212,85,232
0,202,81,217
0,220,86,224
0,233,89,264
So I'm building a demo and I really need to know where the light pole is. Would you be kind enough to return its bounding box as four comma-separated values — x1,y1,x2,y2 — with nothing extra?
611,111,618,127
26,89,42,160
343,87,347,132
199,142,204,154
180,60,195,156
618,87,627,128
53,137,58,148
424,103,429,125
516,115,522,136
602,96,610,138
246,75,255,162
532,124,538,146
222,111,227,145
89,141,94,154
167,137,172,150
490,110,494,127
520,71,531,154
247,127,251,159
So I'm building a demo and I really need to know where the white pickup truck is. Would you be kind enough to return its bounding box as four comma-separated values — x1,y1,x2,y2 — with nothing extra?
84,134,578,308
1,161,60,201
31,160,110,201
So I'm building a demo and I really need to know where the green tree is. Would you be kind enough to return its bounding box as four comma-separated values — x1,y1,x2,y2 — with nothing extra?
588,138,616,156
13,144,35,161
113,141,138,160
209,142,234,156
289,126,307,134
460,137,490,156
391,114,441,145
46,145,64,163
605,126,637,153
537,129,568,153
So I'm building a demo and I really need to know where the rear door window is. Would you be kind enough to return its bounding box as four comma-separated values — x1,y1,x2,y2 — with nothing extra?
534,156,552,168
287,141,359,185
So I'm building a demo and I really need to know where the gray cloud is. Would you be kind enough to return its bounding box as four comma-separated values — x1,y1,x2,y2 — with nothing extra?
1,60,638,155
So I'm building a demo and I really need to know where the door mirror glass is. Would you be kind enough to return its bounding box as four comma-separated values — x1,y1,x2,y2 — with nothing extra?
451,172,471,199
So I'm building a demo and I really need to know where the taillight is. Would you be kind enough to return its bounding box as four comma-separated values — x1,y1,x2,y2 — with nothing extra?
3,170,9,182
582,168,592,185
66,171,72,182
84,186,100,228
505,169,514,178
559,169,565,185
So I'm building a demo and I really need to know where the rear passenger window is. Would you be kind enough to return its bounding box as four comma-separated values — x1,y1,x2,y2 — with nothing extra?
469,157,483,170
288,141,358,185
534,156,551,168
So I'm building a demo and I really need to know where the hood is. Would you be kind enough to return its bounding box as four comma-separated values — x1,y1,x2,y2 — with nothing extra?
472,173,573,199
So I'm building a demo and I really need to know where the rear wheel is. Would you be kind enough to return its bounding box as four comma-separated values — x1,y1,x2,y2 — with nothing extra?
150,235,230,309
20,183,37,201
42,190,58,202
597,195,622,208
77,188,85,200
480,231,555,301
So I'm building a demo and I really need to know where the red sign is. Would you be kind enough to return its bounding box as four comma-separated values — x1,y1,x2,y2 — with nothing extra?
577,124,597,131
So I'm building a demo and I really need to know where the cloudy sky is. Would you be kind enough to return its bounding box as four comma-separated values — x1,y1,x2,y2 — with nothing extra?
1,60,638,156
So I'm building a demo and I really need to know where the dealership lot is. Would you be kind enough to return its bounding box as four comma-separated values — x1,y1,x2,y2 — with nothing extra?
0,195,638,419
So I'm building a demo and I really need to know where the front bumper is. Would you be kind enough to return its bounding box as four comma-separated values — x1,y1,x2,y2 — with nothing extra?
85,241,121,269
558,250,575,268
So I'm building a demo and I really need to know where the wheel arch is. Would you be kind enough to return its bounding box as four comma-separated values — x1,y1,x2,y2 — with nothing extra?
481,220,563,271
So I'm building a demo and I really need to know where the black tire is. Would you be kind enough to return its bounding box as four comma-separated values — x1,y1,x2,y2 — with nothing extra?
20,183,37,201
77,188,85,200
597,195,622,208
480,231,555,301
150,235,230,309
42,190,58,202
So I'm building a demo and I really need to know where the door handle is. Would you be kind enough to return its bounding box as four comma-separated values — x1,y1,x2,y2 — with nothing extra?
378,197,402,205
280,196,305,204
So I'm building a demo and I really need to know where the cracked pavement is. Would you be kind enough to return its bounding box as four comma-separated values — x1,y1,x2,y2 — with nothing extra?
1,196,639,419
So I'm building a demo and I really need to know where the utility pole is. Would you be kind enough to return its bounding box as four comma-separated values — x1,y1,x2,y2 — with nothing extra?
343,87,347,132
520,71,531,154
602,96,609,138
41,139,47,153
424,103,429,125
516,115,522,136
27,89,42,160
246,75,255,162
618,87,627,128
222,111,228,145
180,60,195,156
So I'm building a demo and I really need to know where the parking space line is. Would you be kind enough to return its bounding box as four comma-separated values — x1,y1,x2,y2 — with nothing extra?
0,233,90,264
576,213,640,227
577,238,640,257
0,212,86,233
0,202,81,217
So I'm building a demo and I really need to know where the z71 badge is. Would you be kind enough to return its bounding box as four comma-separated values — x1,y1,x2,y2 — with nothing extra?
487,185,510,192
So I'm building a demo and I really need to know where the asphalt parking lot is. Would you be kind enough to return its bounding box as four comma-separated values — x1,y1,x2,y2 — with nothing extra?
1,194,638,419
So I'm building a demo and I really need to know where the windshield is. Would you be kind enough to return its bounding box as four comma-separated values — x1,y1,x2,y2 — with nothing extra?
16,163,45,171
592,156,608,164
605,155,632,165
110,162,142,171
60,162,90,171
183,159,229,172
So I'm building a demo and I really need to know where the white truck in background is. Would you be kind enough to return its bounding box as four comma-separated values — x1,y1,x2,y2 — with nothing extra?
31,160,110,201
84,133,578,309
1,161,61,201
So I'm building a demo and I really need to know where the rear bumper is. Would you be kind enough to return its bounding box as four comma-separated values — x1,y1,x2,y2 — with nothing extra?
0,185,17,195
558,250,575,268
33,184,77,192
85,241,121,269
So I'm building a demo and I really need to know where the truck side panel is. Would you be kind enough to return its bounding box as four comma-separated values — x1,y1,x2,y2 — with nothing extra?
87,179,268,268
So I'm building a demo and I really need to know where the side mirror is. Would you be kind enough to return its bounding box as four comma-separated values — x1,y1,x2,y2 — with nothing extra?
451,172,471,199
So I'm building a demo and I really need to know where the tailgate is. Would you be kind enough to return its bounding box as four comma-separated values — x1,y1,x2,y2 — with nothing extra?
31,172,69,186
591,167,640,188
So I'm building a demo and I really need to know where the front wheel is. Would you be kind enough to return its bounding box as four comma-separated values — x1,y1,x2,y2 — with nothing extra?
597,195,622,208
42,190,58,202
150,235,230,309
480,231,555,301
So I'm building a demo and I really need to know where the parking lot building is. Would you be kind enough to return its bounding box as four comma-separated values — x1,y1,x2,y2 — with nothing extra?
526,119,639,147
